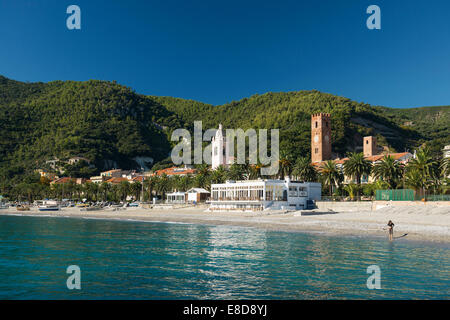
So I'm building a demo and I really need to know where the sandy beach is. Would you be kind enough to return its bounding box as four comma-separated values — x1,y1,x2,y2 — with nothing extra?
1,202,449,244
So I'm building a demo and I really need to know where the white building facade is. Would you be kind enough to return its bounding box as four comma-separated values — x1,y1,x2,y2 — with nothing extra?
209,179,321,211
166,192,186,204
444,145,450,179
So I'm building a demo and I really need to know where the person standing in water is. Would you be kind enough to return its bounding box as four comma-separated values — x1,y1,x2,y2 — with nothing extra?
387,220,395,241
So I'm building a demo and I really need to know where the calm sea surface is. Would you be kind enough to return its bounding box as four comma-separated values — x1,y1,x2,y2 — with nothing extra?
0,214,448,299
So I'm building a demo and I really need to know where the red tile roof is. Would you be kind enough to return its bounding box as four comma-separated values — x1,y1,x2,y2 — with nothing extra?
102,169,122,174
106,177,129,184
312,152,412,168
153,166,196,176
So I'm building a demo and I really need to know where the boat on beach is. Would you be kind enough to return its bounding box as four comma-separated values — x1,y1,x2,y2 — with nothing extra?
38,206,60,211
37,200,60,211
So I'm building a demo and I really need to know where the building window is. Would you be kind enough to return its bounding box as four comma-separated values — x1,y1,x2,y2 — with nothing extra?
315,148,318,154
289,186,298,197
315,121,318,128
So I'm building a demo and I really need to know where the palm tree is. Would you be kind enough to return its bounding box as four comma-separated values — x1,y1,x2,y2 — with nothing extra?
84,182,98,201
372,155,404,188
227,163,246,181
278,154,292,179
406,147,439,197
404,168,423,196
292,157,318,182
343,152,372,200
99,182,111,201
130,181,142,201
178,175,192,192
320,160,342,196
155,174,170,200
194,164,211,189
91,182,99,201
73,183,83,201
170,175,182,192
118,180,130,202
248,162,266,180
143,176,157,201
344,183,359,201
110,184,120,202
211,165,227,184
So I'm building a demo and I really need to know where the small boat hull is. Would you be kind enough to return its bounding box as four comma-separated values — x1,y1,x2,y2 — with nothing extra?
38,207,60,211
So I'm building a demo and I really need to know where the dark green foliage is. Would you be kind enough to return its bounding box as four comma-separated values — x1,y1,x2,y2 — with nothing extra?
1,76,448,194
154,90,449,161
62,160,97,178
0,77,184,177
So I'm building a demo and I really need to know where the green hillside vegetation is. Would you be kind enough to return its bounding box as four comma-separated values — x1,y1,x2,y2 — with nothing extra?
153,91,449,161
0,76,183,183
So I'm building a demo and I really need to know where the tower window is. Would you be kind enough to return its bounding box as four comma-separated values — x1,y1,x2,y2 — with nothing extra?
315,122,318,128
315,148,318,154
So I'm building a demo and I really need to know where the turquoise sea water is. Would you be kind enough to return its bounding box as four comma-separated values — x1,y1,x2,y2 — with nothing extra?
0,214,448,299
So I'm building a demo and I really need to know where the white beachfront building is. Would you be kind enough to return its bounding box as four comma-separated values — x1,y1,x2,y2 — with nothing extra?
444,145,450,179
166,192,186,204
209,178,321,211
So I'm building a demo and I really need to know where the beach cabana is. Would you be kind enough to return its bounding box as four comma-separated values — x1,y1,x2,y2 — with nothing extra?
185,188,210,203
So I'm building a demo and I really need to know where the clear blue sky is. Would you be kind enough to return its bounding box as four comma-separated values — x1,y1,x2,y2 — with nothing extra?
0,0,449,108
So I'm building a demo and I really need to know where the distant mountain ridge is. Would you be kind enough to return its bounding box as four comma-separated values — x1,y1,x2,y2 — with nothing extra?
0,75,448,180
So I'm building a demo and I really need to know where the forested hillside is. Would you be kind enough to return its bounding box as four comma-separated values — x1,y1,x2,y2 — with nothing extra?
0,76,183,182
153,91,449,161
0,75,448,183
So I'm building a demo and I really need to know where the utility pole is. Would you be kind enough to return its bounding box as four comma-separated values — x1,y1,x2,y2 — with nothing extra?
141,167,144,202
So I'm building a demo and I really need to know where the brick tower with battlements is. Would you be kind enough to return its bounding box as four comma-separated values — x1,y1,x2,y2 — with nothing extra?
311,113,332,163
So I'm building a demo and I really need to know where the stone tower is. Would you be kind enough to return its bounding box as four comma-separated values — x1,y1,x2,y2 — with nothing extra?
363,136,377,157
311,113,332,163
